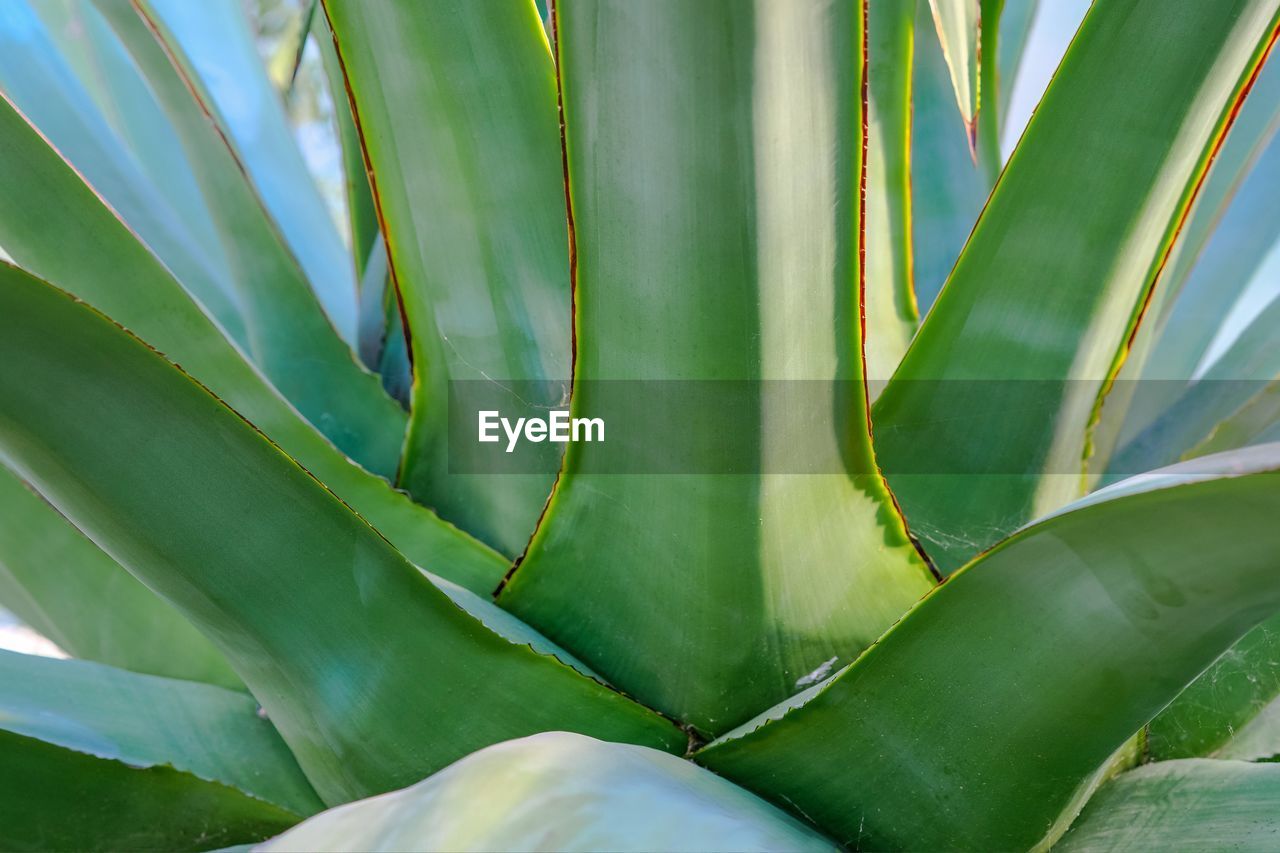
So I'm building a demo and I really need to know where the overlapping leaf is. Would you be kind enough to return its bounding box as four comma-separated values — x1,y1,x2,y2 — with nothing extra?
0,464,239,689
1097,55,1280,464
1149,611,1280,761
93,0,403,475
0,652,317,851
0,265,682,804
0,94,505,595
499,0,934,736
1057,760,1280,852
698,446,1280,850
874,0,1280,572
323,0,571,555
140,0,357,342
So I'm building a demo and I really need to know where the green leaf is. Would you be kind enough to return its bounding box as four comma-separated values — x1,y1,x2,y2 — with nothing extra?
865,0,920,384
696,446,1280,850
0,94,505,596
1189,379,1280,458
0,1,244,346
0,463,240,690
1219,698,1280,762
261,733,834,853
25,0,227,267
92,0,404,477
1148,611,1280,761
868,0,1031,370
0,265,682,804
927,0,981,151
909,0,996,312
497,0,935,736
313,7,378,283
0,731,299,853
995,0,1039,121
0,651,320,817
323,0,570,555
1110,291,1280,478
873,0,1280,573
1056,759,1280,852
355,232,391,374
1101,55,1280,459
974,0,1022,179
140,0,357,343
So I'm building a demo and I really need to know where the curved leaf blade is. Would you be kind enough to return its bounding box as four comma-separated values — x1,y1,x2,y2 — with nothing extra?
93,0,405,477
0,730,299,853
0,651,320,817
1111,290,1280,478
1190,378,1280,458
1057,760,1280,852
498,0,934,736
262,733,834,853
0,94,505,595
1148,611,1280,761
323,0,570,555
697,446,1280,850
1099,55,1280,461
140,0,357,342
874,0,1280,572
0,464,240,690
0,265,681,804
0,1,245,345
27,0,227,269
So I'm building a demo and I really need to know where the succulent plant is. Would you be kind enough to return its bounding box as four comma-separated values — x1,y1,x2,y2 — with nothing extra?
1,0,1280,850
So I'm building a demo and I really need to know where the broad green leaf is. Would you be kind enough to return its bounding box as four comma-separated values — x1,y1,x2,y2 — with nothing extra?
1094,58,1280,474
909,0,995,312
927,0,980,150
323,0,570,555
0,730,299,852
1148,611,1280,761
0,266,682,804
1056,759,1280,852
0,95,505,596
262,733,834,853
0,464,240,690
93,0,404,477
498,0,935,736
865,0,920,384
0,651,320,817
1109,291,1280,478
142,0,357,343
697,446,1280,850
874,0,1280,573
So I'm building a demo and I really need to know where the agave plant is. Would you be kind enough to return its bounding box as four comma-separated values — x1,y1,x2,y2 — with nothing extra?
2,0,1280,849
